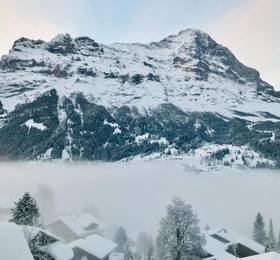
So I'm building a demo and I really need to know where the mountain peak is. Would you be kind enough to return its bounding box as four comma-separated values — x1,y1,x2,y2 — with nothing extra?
177,28,209,37
11,37,45,52
160,28,211,45
47,33,76,54
49,33,73,44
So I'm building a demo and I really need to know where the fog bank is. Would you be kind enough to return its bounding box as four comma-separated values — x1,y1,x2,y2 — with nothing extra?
0,160,279,238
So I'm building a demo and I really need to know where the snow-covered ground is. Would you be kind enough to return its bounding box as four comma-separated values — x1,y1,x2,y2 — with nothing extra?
0,160,279,239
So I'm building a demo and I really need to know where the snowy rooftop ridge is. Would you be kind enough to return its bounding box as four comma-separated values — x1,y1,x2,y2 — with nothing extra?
244,252,280,259
69,234,117,259
47,213,107,238
203,227,265,260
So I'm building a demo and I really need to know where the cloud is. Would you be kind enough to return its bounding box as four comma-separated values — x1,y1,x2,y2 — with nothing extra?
208,0,280,89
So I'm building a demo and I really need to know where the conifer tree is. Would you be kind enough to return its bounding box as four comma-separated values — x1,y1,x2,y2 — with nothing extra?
252,212,266,245
114,226,136,260
268,218,276,250
114,226,128,252
277,233,280,252
10,192,40,226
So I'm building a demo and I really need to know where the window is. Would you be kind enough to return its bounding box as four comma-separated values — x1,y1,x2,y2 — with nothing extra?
226,243,258,258
84,223,98,231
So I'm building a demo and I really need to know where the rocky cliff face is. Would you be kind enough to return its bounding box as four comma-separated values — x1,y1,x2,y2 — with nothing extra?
0,29,279,168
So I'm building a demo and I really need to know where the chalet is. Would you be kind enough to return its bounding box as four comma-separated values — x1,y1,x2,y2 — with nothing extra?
69,234,117,260
47,213,107,243
109,253,125,260
25,226,73,260
203,227,265,259
0,221,73,260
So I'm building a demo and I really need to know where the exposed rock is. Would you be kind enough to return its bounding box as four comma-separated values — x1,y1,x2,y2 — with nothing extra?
130,74,144,85
0,100,4,115
46,34,76,55
77,67,97,77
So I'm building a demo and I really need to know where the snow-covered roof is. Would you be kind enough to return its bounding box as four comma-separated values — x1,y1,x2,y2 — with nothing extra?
203,227,264,260
0,222,34,260
243,252,280,259
23,225,60,241
48,213,107,237
69,234,117,259
23,226,74,260
109,252,125,260
41,242,74,260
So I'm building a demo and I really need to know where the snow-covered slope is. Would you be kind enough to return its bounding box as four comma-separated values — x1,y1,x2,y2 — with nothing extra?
0,29,279,166
1,29,280,118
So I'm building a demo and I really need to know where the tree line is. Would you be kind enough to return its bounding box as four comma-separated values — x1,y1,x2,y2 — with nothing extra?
253,212,280,252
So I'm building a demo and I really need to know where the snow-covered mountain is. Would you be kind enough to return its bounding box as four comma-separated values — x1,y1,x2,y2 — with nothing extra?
0,29,279,167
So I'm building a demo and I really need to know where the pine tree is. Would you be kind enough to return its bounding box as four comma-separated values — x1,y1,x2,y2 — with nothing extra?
277,233,280,252
156,197,206,260
268,218,276,251
205,224,211,231
10,192,40,226
252,212,266,245
114,226,136,260
114,226,128,252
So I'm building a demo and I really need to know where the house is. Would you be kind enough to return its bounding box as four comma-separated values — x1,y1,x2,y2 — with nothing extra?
24,226,74,260
69,234,117,260
47,213,107,243
243,252,280,259
203,227,265,259
0,222,34,260
109,253,125,260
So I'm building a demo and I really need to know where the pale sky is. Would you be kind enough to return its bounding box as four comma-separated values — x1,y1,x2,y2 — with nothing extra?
0,0,279,89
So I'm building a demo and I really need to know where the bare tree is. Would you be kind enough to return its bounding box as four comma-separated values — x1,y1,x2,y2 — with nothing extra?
137,231,154,260
156,197,205,260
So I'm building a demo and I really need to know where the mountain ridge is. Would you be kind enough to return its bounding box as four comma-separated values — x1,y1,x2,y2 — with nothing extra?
0,29,279,168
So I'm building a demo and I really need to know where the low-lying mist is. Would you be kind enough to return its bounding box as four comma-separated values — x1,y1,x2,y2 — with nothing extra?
0,160,279,238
